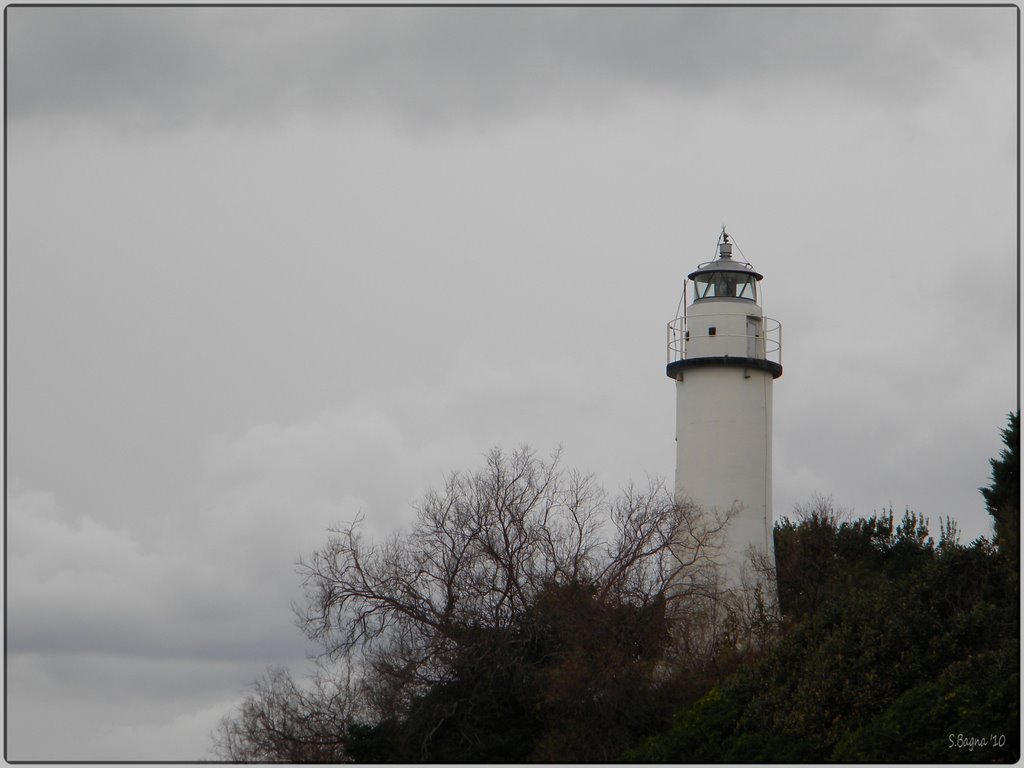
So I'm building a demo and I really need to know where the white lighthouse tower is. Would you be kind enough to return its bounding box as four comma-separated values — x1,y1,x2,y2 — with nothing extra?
666,230,782,599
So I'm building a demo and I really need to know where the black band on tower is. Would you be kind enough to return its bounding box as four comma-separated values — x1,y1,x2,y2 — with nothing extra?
666,356,783,380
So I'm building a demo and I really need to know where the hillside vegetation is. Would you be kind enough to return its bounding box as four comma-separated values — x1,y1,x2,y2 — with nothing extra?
632,506,1018,762
214,413,1019,762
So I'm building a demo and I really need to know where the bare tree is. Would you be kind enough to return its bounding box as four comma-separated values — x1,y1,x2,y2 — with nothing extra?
212,663,356,763
296,447,726,701
215,445,733,761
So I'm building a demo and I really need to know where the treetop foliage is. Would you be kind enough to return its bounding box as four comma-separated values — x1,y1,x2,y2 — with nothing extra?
296,446,725,673
982,411,1019,565
634,500,1018,763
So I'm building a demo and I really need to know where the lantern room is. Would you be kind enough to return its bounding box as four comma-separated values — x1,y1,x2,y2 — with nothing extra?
666,231,782,380
687,235,763,303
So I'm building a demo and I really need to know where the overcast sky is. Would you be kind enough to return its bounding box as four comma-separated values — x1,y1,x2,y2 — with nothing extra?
6,5,1018,761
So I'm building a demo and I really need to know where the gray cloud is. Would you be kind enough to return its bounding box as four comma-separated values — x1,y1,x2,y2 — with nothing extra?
7,6,1008,131
5,5,1015,760
7,650,256,760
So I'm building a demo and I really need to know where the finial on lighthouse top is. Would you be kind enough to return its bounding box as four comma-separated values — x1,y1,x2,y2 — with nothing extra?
688,229,763,281
719,227,733,260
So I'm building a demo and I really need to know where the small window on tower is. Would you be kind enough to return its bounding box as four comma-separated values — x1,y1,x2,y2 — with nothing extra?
708,327,717,336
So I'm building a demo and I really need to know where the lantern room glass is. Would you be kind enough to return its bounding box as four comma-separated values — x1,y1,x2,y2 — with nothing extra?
693,272,757,301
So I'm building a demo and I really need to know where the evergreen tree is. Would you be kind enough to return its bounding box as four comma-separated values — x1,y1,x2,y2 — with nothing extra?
981,411,1019,565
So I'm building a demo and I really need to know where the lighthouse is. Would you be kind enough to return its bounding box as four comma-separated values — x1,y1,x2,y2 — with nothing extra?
666,231,782,598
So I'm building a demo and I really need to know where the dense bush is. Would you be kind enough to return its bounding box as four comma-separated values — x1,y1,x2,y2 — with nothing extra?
346,581,679,762
631,510,1019,763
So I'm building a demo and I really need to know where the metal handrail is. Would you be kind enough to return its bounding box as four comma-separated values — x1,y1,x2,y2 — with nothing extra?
667,316,782,366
